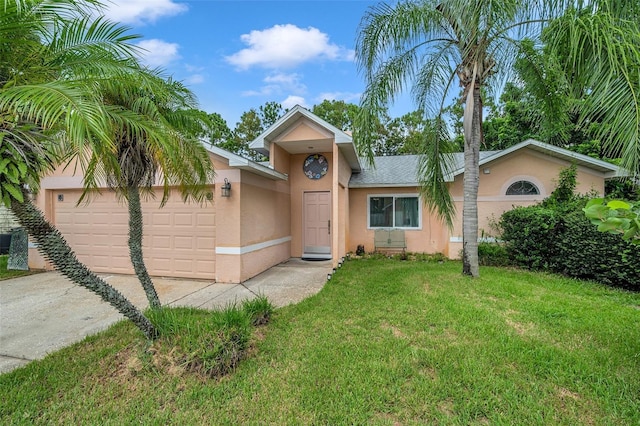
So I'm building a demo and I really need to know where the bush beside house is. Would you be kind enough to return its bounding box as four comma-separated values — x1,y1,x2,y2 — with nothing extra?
496,165,640,291
500,203,640,290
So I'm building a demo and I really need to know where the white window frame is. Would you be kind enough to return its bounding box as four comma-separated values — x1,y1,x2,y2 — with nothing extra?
500,175,546,198
505,180,540,196
367,193,422,230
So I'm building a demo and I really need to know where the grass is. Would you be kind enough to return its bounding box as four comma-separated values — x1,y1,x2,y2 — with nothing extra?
1,259,639,424
144,299,269,379
0,255,34,280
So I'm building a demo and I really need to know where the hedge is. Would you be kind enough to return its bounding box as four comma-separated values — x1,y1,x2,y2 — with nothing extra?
499,207,561,270
499,204,640,291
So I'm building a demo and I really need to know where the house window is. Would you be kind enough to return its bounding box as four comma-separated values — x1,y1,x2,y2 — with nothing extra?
369,195,420,228
506,180,540,195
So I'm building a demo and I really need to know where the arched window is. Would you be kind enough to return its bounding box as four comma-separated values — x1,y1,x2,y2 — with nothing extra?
506,180,539,195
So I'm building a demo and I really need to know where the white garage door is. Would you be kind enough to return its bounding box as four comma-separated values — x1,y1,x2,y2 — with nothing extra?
53,188,215,279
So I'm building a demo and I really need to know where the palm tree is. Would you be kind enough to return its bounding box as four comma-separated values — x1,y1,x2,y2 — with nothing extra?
79,70,214,309
0,0,158,338
355,0,640,277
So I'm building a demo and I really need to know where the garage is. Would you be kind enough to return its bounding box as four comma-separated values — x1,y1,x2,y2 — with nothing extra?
51,187,216,280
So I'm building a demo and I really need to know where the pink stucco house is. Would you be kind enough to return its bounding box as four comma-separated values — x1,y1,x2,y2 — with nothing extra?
30,105,623,282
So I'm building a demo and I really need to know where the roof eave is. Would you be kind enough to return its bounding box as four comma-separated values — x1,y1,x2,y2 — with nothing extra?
451,139,625,178
337,141,362,172
207,145,288,181
349,182,421,188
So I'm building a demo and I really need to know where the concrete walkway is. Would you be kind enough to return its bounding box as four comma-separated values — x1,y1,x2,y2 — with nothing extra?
0,258,331,374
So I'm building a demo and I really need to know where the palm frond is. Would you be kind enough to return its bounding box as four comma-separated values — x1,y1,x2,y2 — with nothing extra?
418,116,457,229
412,42,460,116
79,66,215,205
547,5,640,174
0,80,112,145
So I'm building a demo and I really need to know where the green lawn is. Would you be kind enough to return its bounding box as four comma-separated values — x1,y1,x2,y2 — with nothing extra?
2,259,639,424
0,255,34,280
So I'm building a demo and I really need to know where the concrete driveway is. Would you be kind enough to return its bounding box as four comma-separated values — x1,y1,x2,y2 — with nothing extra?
0,258,331,374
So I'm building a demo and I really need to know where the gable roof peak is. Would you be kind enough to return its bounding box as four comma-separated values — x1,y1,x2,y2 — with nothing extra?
249,104,361,171
449,138,624,179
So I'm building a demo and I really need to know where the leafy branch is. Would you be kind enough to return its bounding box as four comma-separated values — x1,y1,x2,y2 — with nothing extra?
583,198,640,243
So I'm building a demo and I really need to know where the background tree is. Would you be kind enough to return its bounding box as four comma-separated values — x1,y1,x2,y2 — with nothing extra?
198,111,232,147
356,0,640,277
0,0,157,338
385,110,435,155
312,100,360,131
311,100,431,155
259,101,285,129
221,101,287,160
482,83,542,150
231,109,263,160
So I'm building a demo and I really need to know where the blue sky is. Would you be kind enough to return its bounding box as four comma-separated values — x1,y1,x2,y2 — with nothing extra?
100,0,411,128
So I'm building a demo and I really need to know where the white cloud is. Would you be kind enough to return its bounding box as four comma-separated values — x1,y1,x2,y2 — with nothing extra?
135,39,180,68
185,74,204,85
241,88,271,97
264,73,299,85
281,95,308,110
226,24,354,70
101,0,187,25
242,72,307,98
317,91,361,103
185,64,205,73
264,73,307,93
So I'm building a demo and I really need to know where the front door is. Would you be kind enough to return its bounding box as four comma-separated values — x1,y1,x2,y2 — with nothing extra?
303,191,331,259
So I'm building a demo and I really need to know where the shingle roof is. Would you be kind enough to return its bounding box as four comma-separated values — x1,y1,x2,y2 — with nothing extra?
349,151,499,187
349,155,421,187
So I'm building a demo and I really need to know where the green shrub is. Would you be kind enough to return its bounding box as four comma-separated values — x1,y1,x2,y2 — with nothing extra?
554,210,640,290
420,252,447,263
499,200,640,291
391,252,447,262
540,163,577,209
606,177,640,201
477,242,511,266
499,206,561,270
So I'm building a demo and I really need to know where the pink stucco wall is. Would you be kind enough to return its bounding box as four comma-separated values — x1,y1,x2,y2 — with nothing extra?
213,168,292,283
240,171,291,281
447,148,608,257
335,148,352,261
270,143,291,175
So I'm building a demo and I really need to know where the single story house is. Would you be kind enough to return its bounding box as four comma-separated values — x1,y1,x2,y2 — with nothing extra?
29,105,623,282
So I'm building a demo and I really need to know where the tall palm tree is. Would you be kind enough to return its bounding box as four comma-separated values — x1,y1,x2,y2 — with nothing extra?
0,0,158,338
355,0,640,277
78,70,214,309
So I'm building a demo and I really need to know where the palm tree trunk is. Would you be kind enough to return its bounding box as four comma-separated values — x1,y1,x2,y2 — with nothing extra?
462,84,482,277
10,194,158,340
127,186,161,309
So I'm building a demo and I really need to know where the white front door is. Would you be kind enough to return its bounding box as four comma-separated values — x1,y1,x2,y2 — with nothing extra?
303,191,331,259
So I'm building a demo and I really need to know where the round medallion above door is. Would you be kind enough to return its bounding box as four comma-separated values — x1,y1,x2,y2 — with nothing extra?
303,154,329,180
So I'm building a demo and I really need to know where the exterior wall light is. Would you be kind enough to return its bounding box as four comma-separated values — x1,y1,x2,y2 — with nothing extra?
221,178,231,197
